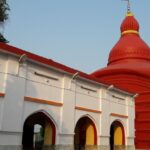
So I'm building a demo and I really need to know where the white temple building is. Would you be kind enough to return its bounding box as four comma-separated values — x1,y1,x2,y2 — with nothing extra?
0,43,135,149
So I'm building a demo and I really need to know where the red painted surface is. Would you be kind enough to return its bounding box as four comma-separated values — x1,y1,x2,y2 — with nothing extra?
91,119,97,145
120,13,139,33
91,12,150,149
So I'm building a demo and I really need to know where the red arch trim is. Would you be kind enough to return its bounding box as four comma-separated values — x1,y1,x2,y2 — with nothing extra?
91,121,97,145
51,123,56,144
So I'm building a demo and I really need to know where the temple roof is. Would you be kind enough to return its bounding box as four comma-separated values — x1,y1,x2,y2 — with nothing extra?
91,11,150,78
108,12,150,65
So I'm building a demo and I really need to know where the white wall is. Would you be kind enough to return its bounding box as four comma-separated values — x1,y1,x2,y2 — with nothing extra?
0,51,135,146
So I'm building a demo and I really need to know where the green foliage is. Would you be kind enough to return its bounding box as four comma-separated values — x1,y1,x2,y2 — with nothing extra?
0,0,10,22
0,0,9,43
40,127,44,137
0,32,8,43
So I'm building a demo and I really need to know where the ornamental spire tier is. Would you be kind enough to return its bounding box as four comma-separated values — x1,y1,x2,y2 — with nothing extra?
108,10,150,65
120,12,139,35
121,0,139,35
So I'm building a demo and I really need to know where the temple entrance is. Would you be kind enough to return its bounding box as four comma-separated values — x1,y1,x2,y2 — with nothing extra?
74,117,97,150
110,121,125,150
22,111,56,149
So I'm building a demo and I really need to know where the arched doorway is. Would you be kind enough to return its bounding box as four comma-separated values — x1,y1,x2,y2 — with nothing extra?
22,111,56,149
74,116,97,150
110,121,125,150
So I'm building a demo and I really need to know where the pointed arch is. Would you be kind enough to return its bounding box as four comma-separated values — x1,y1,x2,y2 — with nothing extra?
74,115,97,149
22,110,56,149
110,120,125,150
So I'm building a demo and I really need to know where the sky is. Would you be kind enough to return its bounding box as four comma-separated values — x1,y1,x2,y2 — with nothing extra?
3,0,150,74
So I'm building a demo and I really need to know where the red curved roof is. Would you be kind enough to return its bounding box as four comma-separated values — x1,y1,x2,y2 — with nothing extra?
120,12,139,33
108,12,150,65
92,12,150,77
108,34,150,65
92,60,150,78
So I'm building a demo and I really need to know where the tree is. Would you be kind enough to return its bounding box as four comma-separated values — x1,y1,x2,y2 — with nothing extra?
0,0,10,43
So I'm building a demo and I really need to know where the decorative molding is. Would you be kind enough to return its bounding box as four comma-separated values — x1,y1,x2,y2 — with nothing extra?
127,136,135,139
136,110,150,113
24,96,63,107
111,95,125,100
136,119,150,123
80,85,97,93
0,92,5,97
121,30,139,35
100,135,110,138
34,71,59,81
59,133,75,136
136,100,150,104
0,131,22,135
137,129,150,132
110,113,128,119
75,106,102,114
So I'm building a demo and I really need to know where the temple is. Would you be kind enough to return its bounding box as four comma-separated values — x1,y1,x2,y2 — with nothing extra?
0,2,149,150
91,9,150,149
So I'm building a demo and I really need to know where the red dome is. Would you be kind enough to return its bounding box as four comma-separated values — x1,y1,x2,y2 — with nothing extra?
120,12,139,33
108,12,150,65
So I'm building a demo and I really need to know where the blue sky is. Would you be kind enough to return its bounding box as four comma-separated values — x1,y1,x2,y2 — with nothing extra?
4,0,150,73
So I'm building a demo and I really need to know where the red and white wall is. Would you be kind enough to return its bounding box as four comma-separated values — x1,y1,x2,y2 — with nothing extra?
0,45,135,149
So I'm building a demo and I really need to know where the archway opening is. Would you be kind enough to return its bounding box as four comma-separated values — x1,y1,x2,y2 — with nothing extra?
74,117,97,150
22,111,56,149
33,124,44,148
110,121,125,150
